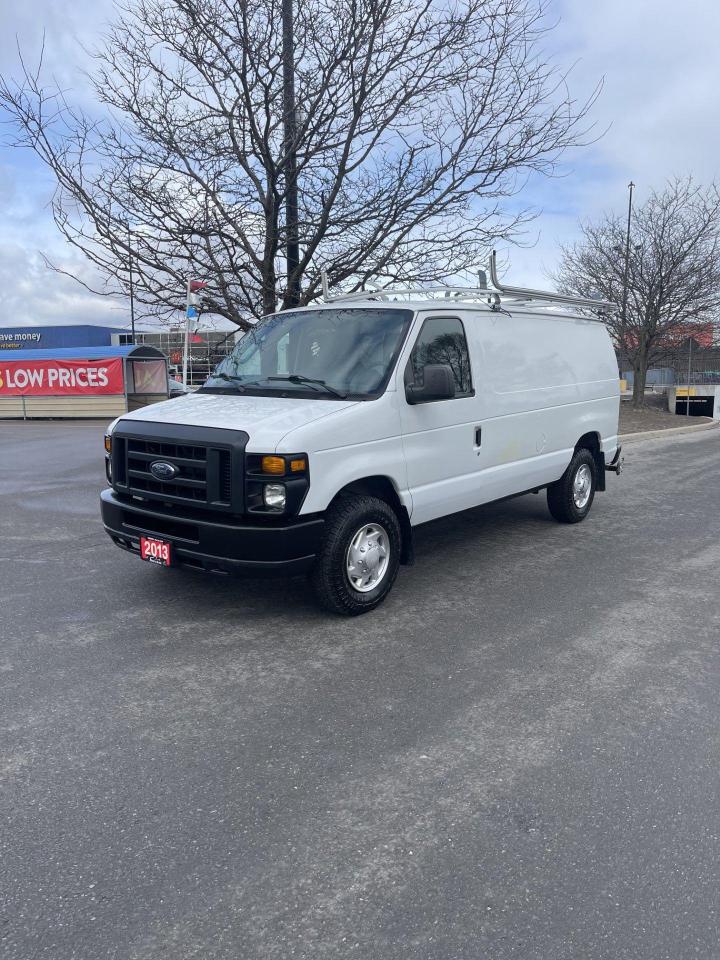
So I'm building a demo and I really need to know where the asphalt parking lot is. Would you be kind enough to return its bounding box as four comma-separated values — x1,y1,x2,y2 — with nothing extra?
2,420,720,960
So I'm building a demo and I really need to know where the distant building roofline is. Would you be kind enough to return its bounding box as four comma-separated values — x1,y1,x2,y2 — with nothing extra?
0,345,166,361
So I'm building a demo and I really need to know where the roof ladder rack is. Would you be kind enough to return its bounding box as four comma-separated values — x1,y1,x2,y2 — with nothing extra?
322,252,617,316
488,251,617,314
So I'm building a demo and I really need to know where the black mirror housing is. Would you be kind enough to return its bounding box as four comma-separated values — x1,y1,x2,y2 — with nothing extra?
405,364,456,403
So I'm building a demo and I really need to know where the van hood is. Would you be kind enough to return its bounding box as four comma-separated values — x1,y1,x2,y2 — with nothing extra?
116,392,358,449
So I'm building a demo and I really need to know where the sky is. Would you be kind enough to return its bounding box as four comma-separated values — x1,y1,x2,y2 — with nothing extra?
0,0,719,330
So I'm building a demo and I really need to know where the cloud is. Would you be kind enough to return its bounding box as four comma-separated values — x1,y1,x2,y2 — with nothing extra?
1,0,719,317
501,0,720,286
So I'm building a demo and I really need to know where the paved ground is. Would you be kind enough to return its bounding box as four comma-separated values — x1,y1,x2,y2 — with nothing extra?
1,421,720,960
619,393,713,434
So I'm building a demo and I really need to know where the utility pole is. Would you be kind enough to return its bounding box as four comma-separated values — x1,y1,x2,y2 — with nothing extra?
282,0,301,308
182,279,207,388
128,224,136,345
621,181,635,345
183,278,192,388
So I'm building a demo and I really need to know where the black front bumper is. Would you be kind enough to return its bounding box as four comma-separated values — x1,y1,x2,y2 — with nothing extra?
101,489,324,577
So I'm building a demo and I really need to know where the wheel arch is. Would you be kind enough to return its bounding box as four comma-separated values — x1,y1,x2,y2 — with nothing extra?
330,475,414,565
575,431,606,491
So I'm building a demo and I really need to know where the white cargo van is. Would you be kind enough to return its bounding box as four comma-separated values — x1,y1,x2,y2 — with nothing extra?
101,261,622,615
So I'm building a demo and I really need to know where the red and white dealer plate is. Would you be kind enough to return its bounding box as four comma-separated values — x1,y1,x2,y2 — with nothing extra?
140,536,172,566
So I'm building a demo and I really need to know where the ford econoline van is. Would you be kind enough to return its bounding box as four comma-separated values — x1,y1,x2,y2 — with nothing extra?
101,267,622,615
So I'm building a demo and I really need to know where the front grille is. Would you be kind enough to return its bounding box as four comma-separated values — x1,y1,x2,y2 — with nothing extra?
111,422,248,514
127,438,208,504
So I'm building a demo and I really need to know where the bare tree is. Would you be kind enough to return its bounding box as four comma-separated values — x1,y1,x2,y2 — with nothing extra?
555,177,720,405
1,0,597,329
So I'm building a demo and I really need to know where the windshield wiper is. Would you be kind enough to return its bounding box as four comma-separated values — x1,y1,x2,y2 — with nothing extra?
200,372,247,392
267,374,348,399
201,373,270,392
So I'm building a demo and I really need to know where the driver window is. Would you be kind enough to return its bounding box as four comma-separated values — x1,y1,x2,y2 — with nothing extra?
407,316,473,396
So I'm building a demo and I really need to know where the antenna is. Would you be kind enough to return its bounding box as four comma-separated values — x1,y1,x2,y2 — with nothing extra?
321,269,329,300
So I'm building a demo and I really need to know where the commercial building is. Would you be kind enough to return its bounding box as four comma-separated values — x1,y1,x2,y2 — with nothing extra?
0,324,239,388
0,324,129,352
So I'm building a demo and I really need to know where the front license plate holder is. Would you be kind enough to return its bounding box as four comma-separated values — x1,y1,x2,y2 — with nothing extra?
140,536,172,566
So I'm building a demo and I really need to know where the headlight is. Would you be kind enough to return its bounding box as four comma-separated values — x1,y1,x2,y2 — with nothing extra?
263,483,286,510
245,453,308,515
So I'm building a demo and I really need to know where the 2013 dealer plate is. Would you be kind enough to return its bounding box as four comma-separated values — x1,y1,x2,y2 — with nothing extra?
140,536,172,566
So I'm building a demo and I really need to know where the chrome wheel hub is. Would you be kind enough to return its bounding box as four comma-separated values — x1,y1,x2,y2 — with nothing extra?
573,463,593,509
345,523,390,593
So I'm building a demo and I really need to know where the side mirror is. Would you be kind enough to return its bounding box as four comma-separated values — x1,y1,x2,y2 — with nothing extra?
405,364,456,404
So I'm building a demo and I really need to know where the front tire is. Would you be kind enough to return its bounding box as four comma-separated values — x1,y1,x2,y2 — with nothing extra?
547,448,597,523
311,495,401,615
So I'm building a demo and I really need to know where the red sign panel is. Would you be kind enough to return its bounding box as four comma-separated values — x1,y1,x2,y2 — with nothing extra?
0,358,124,396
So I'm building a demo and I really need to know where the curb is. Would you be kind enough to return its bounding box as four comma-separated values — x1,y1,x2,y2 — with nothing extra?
620,419,719,443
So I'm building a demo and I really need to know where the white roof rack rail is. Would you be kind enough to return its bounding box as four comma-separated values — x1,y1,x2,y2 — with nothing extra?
323,252,617,318
487,251,616,314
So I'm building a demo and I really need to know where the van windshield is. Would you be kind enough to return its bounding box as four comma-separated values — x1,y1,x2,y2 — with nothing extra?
201,308,413,400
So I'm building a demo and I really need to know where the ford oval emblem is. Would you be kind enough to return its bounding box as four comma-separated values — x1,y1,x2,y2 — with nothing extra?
150,460,178,481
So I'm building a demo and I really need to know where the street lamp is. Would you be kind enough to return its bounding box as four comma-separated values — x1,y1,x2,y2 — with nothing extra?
127,223,136,345
620,181,635,343
282,0,301,308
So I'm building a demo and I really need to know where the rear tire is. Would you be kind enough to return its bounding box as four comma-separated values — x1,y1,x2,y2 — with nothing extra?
311,495,401,615
547,448,597,523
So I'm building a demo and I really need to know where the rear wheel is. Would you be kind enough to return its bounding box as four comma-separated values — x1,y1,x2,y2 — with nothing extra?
311,495,401,615
547,448,597,523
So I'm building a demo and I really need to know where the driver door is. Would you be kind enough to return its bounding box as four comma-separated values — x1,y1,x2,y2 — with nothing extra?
399,315,483,524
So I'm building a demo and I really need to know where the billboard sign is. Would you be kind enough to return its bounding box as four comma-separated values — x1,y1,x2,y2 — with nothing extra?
0,331,43,350
0,358,124,396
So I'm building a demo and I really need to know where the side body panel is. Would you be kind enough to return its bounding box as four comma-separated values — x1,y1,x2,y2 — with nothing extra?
472,309,619,505
396,307,619,525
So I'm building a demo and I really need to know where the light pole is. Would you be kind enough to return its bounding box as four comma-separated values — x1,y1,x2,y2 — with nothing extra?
621,181,635,342
282,0,301,308
127,224,136,345
182,279,207,387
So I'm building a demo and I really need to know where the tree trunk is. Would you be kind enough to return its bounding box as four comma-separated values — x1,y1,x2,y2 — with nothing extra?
261,263,277,317
632,354,648,407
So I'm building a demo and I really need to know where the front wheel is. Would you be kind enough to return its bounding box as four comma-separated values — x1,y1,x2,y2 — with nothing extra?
547,448,597,523
311,495,401,615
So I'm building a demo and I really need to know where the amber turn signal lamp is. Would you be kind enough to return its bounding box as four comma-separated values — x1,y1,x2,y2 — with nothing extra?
104,434,112,454
261,455,285,475
290,458,307,473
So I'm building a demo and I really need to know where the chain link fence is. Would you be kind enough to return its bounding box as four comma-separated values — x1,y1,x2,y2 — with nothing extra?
618,336,720,390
